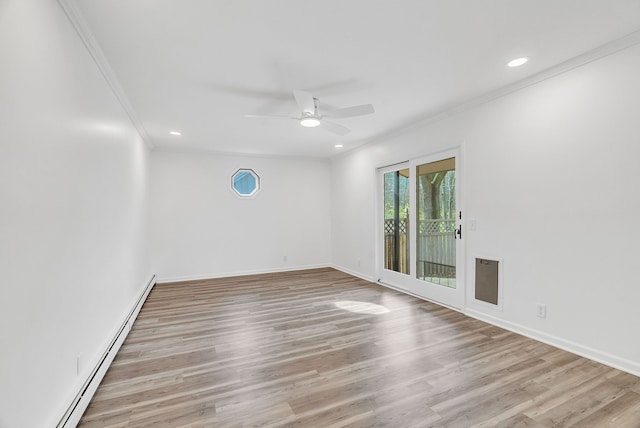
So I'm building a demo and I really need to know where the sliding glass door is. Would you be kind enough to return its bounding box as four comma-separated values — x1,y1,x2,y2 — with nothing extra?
378,150,464,309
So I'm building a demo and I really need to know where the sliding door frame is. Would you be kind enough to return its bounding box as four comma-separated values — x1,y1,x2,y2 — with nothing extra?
376,147,466,310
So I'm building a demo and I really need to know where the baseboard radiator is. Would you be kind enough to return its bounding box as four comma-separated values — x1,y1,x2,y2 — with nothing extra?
57,274,156,428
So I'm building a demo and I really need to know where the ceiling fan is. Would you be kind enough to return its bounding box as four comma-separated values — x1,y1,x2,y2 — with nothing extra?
244,90,374,136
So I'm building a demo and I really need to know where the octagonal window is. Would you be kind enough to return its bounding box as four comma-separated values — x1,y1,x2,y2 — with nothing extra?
231,169,260,198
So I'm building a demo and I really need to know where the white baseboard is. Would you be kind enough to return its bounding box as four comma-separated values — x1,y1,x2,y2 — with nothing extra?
156,263,331,284
56,274,156,428
465,308,640,378
330,264,377,283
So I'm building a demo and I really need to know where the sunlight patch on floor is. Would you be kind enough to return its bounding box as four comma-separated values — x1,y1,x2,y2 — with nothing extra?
334,300,391,315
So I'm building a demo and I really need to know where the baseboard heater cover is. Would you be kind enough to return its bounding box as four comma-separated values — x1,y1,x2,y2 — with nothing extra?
56,274,156,428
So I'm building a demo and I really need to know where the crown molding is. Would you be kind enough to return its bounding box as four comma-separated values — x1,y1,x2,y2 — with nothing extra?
57,0,154,149
335,28,640,160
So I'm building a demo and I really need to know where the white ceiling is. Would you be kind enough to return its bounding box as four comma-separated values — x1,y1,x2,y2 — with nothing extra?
70,0,640,158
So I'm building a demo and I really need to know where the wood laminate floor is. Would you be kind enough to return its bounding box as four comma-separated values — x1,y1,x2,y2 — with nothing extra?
79,268,640,427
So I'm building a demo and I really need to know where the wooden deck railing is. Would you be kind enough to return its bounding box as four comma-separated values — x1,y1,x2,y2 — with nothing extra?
384,219,456,278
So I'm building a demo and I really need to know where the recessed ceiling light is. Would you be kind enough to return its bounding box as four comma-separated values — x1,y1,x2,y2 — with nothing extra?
300,117,321,128
507,57,528,68
169,131,182,136
335,144,343,148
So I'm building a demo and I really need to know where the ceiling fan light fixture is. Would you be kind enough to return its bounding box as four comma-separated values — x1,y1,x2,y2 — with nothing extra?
300,117,321,127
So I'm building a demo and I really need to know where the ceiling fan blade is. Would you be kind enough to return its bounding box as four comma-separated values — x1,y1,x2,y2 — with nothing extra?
324,104,375,118
244,114,297,119
322,120,351,136
293,90,315,114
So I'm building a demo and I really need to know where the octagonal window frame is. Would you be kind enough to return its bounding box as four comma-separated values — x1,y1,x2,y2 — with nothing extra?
231,168,261,198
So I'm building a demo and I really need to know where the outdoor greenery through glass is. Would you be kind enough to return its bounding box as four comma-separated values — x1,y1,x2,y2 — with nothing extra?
383,169,410,274
416,159,456,288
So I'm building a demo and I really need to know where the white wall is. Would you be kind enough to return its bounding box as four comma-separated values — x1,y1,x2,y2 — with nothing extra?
2,3,638,426
331,43,640,375
151,150,331,280
0,1,151,427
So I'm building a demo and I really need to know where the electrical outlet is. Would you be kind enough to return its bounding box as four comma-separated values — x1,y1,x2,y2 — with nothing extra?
536,303,547,319
283,255,287,262
470,219,477,231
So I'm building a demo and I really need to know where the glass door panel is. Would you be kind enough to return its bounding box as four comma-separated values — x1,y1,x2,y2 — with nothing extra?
383,168,410,274
416,158,456,288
